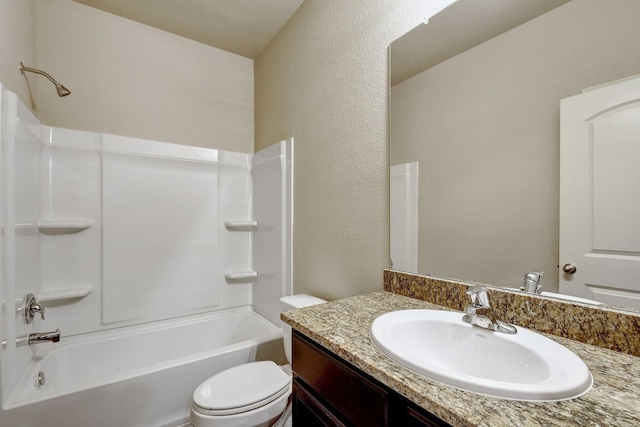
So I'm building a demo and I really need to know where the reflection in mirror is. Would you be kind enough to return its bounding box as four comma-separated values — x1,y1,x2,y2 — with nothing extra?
389,0,640,310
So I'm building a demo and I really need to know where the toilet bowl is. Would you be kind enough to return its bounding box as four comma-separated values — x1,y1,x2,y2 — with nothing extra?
190,294,326,427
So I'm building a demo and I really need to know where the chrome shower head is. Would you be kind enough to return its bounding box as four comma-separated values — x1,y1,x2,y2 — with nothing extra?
20,62,71,97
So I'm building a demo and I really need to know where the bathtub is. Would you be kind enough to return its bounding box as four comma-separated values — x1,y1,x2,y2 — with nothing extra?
0,307,283,427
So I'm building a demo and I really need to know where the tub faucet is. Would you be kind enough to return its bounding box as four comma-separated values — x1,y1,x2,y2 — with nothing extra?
28,329,61,345
462,286,517,334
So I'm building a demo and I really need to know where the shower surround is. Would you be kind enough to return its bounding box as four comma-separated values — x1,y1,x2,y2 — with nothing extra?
0,84,292,426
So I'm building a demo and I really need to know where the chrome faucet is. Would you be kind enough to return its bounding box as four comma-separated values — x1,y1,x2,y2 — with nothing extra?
22,293,45,324
462,286,517,334
28,329,61,345
520,272,544,294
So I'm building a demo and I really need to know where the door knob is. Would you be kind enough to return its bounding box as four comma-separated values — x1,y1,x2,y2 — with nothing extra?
562,263,577,274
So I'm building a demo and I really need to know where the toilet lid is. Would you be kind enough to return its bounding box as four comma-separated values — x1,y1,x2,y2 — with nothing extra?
192,361,291,416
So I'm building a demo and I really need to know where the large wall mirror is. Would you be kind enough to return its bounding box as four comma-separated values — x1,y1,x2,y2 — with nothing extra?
389,0,640,310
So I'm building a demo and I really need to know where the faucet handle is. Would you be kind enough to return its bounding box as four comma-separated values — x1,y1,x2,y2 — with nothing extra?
22,293,45,324
466,286,491,308
521,272,544,294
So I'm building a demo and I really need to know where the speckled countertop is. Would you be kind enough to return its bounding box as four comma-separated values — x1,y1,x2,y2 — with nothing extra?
282,291,640,427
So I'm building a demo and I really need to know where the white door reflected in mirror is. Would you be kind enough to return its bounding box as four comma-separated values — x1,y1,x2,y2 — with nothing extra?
559,75,640,310
390,162,418,272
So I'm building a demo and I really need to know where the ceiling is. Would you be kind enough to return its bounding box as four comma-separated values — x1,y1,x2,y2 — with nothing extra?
390,0,571,85
71,0,571,79
72,0,304,59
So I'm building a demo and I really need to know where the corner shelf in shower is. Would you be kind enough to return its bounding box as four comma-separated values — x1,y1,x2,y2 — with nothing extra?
224,220,258,231
38,284,94,303
38,218,94,234
224,270,258,281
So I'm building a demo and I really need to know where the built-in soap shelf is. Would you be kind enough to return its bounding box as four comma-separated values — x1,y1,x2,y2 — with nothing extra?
13,218,94,232
224,220,257,231
224,270,258,281
37,285,94,303
224,220,257,281
37,218,94,233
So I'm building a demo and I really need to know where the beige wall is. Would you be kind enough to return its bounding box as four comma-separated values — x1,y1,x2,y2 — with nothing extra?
0,0,37,107
29,0,253,152
255,0,435,299
391,0,640,291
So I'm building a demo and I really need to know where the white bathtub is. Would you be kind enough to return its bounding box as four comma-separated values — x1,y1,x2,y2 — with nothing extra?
0,307,283,427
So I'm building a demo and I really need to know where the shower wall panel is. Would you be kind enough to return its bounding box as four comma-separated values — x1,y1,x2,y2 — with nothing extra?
252,140,293,326
38,128,253,335
102,152,219,324
39,140,102,338
0,85,45,396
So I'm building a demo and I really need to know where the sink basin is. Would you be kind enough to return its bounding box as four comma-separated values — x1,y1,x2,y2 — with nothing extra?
370,310,592,401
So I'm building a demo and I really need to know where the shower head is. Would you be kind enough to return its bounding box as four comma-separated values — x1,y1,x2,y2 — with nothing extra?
55,83,71,97
20,62,71,97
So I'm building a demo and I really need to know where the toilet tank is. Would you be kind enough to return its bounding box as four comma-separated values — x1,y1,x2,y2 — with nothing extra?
280,294,326,363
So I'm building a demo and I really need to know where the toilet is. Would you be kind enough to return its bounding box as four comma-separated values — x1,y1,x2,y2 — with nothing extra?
190,294,326,427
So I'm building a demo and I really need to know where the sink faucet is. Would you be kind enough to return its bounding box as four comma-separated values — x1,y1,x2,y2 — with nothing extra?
462,286,517,334
520,272,544,294
28,329,61,345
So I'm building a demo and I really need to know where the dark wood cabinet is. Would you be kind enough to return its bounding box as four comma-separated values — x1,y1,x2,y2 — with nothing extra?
292,380,347,426
292,331,451,427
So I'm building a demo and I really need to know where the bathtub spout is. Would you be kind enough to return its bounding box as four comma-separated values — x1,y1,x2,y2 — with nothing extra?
28,329,61,344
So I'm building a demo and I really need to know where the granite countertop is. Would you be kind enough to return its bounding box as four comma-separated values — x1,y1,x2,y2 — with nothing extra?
282,291,640,427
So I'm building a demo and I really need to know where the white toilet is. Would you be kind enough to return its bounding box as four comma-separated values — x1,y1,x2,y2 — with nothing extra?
190,294,326,427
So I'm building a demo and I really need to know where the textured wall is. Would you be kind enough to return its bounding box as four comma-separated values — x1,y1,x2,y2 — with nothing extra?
34,0,254,152
255,0,438,299
0,0,37,108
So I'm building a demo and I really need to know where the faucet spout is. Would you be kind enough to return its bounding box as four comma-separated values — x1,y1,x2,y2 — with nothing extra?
462,286,517,334
28,329,61,344
520,272,544,294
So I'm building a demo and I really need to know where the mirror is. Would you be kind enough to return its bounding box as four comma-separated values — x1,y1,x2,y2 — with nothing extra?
389,0,640,310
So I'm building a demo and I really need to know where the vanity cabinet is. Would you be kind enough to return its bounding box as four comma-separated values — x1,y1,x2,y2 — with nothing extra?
292,331,451,427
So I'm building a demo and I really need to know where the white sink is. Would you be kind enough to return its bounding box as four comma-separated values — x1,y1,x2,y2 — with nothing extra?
370,310,593,401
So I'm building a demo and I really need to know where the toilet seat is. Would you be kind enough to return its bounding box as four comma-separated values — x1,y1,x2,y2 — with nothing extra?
192,361,290,417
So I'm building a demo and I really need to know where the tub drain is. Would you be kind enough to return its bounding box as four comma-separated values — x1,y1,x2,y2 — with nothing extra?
35,371,45,387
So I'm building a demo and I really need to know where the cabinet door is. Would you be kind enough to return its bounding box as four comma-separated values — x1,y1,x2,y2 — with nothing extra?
293,379,347,427
405,405,451,427
293,333,391,426
292,331,452,427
